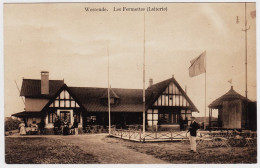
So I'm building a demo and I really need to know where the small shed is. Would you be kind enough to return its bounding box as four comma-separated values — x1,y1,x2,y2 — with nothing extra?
208,86,256,130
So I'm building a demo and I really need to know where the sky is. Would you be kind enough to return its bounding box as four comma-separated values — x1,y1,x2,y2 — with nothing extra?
3,2,256,118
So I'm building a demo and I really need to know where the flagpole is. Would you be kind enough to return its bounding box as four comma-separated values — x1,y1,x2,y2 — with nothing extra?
204,51,207,130
142,13,146,140
107,42,111,136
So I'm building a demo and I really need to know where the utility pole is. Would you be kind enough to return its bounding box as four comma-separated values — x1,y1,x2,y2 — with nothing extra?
242,2,250,128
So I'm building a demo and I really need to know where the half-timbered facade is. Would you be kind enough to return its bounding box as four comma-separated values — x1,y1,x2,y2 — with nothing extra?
146,77,198,130
12,71,199,134
42,86,84,134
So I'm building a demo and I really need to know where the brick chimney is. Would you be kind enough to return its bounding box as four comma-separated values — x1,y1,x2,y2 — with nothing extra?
149,78,153,87
41,71,49,95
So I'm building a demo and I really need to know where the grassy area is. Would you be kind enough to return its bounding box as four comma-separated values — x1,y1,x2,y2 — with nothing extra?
104,137,257,164
5,137,100,164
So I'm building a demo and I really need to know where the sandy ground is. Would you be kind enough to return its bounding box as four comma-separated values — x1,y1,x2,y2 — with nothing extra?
6,133,256,164
51,134,168,164
7,133,168,163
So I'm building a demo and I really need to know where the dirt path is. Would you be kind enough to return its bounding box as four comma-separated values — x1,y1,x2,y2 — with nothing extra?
52,134,168,164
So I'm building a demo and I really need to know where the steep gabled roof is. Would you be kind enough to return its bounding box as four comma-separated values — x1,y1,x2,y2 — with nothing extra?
69,87,143,112
146,77,199,112
208,86,251,108
41,84,85,112
18,76,199,113
20,79,64,98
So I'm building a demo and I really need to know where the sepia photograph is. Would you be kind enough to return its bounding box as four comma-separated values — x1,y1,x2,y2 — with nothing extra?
2,1,258,167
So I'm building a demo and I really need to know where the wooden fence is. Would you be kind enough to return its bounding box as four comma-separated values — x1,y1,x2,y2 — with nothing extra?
111,129,189,142
111,129,257,147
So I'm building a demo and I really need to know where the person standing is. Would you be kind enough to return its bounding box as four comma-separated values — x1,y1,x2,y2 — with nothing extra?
39,119,45,135
63,119,69,135
18,121,26,136
187,116,200,153
73,118,79,135
54,116,62,135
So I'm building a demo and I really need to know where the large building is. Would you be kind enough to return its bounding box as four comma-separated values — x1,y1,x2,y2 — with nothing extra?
12,71,199,134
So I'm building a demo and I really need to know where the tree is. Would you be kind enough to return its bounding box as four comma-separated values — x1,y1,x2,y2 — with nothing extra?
5,117,21,132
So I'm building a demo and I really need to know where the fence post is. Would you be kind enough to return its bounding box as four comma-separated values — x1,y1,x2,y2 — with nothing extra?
155,125,157,139
171,129,173,141
139,129,142,142
129,130,131,140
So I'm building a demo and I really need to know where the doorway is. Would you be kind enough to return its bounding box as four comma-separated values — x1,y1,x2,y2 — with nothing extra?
60,111,71,123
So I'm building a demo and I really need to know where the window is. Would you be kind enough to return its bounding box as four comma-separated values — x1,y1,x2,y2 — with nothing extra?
158,96,162,106
181,110,186,120
71,100,75,107
48,111,57,123
60,100,65,107
153,82,190,108
73,111,81,123
159,112,179,124
64,91,70,99
60,91,65,99
103,98,117,105
54,100,59,107
186,113,192,120
49,89,80,108
147,109,158,126
169,95,173,106
110,98,115,104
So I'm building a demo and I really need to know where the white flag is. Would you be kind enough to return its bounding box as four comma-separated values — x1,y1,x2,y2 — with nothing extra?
189,51,206,77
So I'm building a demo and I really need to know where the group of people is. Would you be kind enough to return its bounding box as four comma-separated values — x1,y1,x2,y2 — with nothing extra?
54,117,79,135
18,117,79,136
18,119,45,135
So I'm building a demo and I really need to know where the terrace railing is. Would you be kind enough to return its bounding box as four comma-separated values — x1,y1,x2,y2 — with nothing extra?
111,127,257,147
111,128,189,142
111,129,142,142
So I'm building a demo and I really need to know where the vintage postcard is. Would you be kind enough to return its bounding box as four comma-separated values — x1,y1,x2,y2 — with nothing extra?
2,1,258,167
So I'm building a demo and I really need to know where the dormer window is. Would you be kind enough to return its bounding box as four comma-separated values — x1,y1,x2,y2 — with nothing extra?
103,97,117,106
100,88,120,106
110,98,115,105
